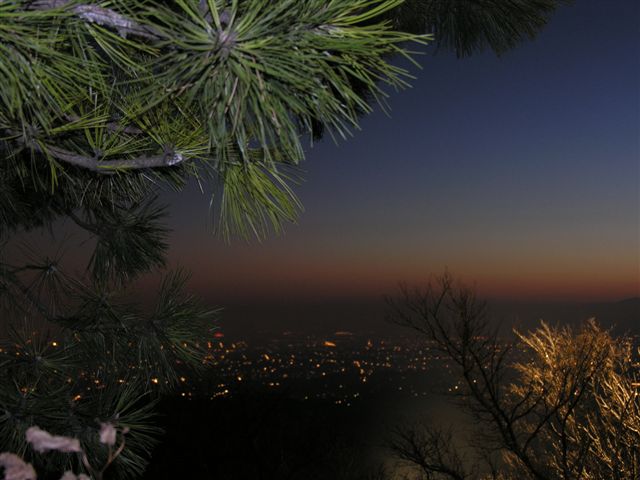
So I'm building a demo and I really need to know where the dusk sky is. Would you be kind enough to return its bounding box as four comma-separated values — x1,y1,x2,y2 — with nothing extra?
160,0,638,313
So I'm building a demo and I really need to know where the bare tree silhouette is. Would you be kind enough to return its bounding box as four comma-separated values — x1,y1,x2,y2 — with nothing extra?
386,274,640,480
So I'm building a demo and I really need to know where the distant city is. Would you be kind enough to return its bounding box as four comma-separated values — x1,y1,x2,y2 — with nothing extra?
4,326,637,406
183,331,494,405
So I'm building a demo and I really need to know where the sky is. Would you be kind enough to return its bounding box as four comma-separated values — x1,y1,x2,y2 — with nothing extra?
160,0,639,319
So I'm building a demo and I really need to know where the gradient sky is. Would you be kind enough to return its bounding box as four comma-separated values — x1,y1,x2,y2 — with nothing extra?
160,0,639,310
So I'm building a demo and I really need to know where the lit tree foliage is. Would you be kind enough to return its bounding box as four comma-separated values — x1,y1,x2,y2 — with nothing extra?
387,274,640,480
510,321,640,480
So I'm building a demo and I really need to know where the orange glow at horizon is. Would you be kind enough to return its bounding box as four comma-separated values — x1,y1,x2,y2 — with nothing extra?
185,251,639,303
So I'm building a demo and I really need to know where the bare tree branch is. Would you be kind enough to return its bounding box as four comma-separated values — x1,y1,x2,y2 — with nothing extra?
387,274,640,479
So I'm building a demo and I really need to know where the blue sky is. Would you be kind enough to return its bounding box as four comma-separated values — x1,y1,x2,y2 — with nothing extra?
163,0,639,306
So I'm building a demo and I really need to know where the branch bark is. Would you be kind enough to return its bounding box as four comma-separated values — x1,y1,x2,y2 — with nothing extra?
4,130,187,172
28,0,161,40
42,142,186,172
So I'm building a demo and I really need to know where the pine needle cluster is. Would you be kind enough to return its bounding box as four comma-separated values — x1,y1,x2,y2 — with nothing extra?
0,0,427,239
0,191,218,477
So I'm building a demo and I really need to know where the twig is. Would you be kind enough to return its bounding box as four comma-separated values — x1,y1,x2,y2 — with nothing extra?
28,0,161,40
5,130,187,172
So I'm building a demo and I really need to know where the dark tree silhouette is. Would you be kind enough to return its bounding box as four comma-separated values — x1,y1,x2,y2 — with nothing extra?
0,186,216,478
387,0,573,57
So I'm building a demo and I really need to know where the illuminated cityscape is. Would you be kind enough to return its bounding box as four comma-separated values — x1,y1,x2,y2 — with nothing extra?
0,331,460,407
182,332,477,405
5,326,636,408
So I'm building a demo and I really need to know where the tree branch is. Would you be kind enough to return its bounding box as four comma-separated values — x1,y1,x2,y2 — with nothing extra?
28,0,161,40
8,131,187,172
47,143,186,171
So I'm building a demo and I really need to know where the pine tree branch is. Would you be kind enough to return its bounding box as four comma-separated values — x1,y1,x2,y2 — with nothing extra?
67,211,97,233
42,143,186,172
2,270,53,320
4,130,187,172
65,115,144,135
28,0,161,40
